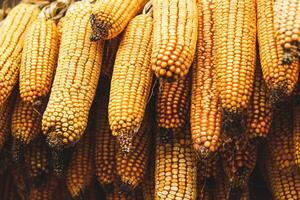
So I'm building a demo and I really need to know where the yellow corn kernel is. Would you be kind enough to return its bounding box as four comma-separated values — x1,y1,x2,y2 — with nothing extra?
215,0,256,114
274,0,300,64
0,3,40,107
24,137,50,187
293,104,300,166
20,17,59,103
221,137,257,189
102,36,121,78
257,0,299,102
116,119,151,191
42,1,103,148
151,0,198,81
0,92,16,151
267,104,295,171
95,78,116,191
191,0,221,158
90,0,147,41
263,150,300,200
66,130,93,199
108,14,153,141
245,61,272,139
155,127,197,199
156,71,191,130
142,151,155,200
29,175,59,200
57,17,64,45
11,95,46,145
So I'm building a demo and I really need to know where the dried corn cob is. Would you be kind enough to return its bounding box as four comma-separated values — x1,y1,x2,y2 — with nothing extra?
29,175,59,200
42,1,103,148
0,92,16,151
57,17,64,44
197,155,218,179
24,137,50,187
0,3,40,107
11,164,29,200
102,36,121,78
142,144,155,200
221,137,257,189
155,127,197,199
106,184,143,200
156,70,191,130
293,104,300,166
1,173,19,200
257,0,299,101
245,62,272,139
95,78,116,191
66,129,94,199
191,0,221,158
151,0,197,81
109,14,153,143
267,104,296,171
215,0,256,114
90,0,147,41
263,150,300,200
11,95,46,145
20,17,59,103
213,166,250,200
274,0,300,64
116,119,151,191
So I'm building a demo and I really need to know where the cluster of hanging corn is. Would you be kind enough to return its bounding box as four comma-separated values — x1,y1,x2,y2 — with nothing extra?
0,0,299,199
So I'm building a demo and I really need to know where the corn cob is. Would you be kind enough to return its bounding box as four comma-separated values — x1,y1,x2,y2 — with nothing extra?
11,164,29,200
82,181,96,200
24,137,50,187
151,0,197,81
215,0,256,115
155,127,197,199
19,17,59,103
0,3,40,107
57,16,64,45
263,150,300,200
245,62,272,139
156,70,191,130
142,145,155,200
1,173,19,200
274,0,300,64
102,36,121,78
109,14,153,143
66,129,94,199
11,95,46,145
221,138,257,189
106,184,143,200
0,92,16,151
267,104,295,171
293,104,300,166
42,1,103,148
191,0,221,157
116,119,151,192
213,166,250,200
198,155,218,179
95,78,116,191
257,0,299,101
29,175,59,200
90,0,147,41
